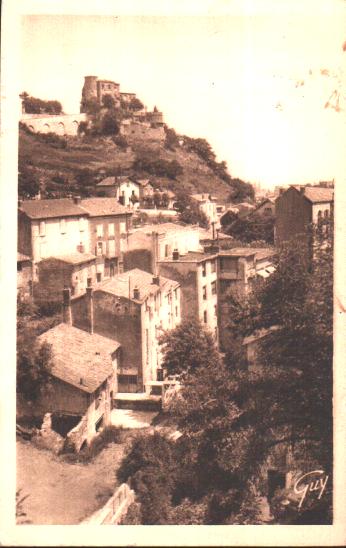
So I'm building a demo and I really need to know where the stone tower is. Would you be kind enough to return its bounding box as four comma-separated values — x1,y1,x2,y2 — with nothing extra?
82,76,98,103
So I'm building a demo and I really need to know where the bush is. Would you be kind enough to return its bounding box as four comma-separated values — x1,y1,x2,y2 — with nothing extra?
133,155,183,180
112,134,128,150
35,132,67,149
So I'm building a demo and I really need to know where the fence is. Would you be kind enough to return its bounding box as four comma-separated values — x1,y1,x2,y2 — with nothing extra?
82,483,135,525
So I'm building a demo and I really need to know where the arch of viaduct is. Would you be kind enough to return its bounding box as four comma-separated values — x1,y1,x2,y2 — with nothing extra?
20,113,88,136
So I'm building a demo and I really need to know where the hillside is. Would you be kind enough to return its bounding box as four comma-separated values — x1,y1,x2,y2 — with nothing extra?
18,126,253,203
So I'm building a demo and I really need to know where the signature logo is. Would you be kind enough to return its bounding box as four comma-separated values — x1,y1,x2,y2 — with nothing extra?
293,469,329,509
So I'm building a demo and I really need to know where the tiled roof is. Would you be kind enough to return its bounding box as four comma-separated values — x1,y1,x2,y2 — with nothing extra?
191,193,217,202
135,179,152,187
97,268,179,302
17,252,31,262
49,252,96,265
80,198,129,217
218,247,275,260
97,177,116,187
133,222,193,235
158,251,218,263
19,199,87,220
302,187,334,203
38,323,120,393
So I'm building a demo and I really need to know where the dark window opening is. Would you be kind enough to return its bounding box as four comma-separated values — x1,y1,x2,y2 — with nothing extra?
51,413,82,438
95,416,104,432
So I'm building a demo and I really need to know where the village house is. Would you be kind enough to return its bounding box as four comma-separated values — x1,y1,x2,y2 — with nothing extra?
217,247,275,351
69,269,181,393
18,198,90,271
157,249,219,341
122,222,202,273
18,197,132,300
251,198,275,217
275,185,334,254
78,198,132,280
82,76,121,108
96,176,140,209
34,253,97,303
135,179,155,202
191,193,218,225
36,319,121,452
17,252,33,300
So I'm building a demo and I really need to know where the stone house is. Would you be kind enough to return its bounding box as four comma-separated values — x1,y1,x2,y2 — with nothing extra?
18,198,90,274
37,321,121,451
191,193,218,225
135,179,155,203
78,198,132,281
157,250,219,341
69,269,181,393
275,185,334,254
123,223,202,274
82,76,121,108
34,253,97,303
96,176,140,209
17,252,33,299
251,198,275,217
217,247,275,351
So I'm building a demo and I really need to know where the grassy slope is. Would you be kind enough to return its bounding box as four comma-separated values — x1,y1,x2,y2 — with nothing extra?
19,129,233,202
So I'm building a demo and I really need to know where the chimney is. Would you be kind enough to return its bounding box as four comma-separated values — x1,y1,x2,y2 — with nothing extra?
172,249,180,261
152,275,160,286
86,286,94,334
279,188,284,195
300,186,305,195
73,195,81,205
133,286,140,300
62,288,72,325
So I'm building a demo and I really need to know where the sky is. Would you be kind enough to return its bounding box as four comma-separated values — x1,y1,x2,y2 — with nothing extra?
20,7,346,188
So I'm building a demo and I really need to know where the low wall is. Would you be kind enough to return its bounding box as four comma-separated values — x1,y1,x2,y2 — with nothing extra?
83,483,136,524
64,415,88,453
20,113,88,136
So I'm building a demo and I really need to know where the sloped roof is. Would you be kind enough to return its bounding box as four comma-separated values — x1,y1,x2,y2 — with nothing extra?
301,186,334,203
38,323,120,393
44,252,96,265
133,222,193,235
80,198,129,217
135,179,152,187
97,177,116,187
19,199,87,220
158,251,218,263
97,268,179,302
191,193,217,202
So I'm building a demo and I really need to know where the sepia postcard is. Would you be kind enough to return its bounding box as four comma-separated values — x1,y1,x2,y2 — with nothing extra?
1,0,345,546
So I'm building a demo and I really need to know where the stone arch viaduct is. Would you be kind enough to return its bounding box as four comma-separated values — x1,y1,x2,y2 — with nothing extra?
20,113,88,136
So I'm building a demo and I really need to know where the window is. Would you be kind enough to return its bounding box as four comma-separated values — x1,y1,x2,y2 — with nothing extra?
120,221,126,234
211,281,217,295
174,288,178,300
202,262,206,277
165,244,169,258
79,217,85,231
203,310,207,323
157,369,164,382
96,272,102,283
324,210,329,218
214,304,217,316
220,257,238,272
211,260,216,273
39,221,45,236
202,286,207,300
108,223,115,237
60,219,66,234
96,241,104,256
96,224,103,237
175,306,178,317
17,263,22,272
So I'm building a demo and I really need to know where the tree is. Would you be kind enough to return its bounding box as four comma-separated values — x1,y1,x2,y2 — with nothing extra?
101,111,120,135
22,95,62,115
18,165,40,198
129,97,144,111
173,192,209,228
228,178,255,203
117,433,177,524
17,326,53,402
224,213,275,244
102,94,116,109
160,320,220,377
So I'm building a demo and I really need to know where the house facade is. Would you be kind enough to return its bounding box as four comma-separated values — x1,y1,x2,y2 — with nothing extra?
191,193,218,225
37,321,121,451
157,250,219,340
69,269,181,393
123,223,202,274
275,185,334,253
78,198,132,281
18,198,90,272
96,176,140,208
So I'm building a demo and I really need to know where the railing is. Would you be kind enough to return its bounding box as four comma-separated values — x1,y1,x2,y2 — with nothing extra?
82,483,135,525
